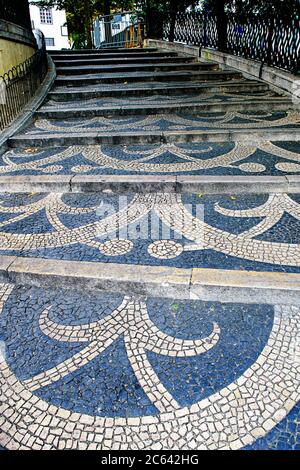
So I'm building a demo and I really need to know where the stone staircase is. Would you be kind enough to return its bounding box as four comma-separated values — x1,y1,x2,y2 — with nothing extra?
0,46,299,450
9,47,297,151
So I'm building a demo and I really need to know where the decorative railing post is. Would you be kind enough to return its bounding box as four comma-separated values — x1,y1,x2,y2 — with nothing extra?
147,9,164,40
169,13,176,42
216,0,228,52
293,16,299,74
266,16,275,67
168,0,179,43
203,14,207,48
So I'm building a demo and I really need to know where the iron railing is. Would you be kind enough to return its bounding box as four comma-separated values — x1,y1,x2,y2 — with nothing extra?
226,15,300,73
92,12,145,49
0,48,48,131
162,12,300,74
164,12,218,49
0,0,32,30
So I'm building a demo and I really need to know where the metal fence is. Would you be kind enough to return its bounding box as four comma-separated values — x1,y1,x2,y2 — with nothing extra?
0,0,32,30
163,12,300,74
226,15,300,73
164,12,218,49
93,12,145,49
0,48,48,131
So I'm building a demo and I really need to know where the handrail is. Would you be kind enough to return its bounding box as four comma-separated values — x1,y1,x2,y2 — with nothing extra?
0,48,48,131
162,12,300,74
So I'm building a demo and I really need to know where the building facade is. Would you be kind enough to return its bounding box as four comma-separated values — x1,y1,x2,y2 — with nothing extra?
29,3,69,50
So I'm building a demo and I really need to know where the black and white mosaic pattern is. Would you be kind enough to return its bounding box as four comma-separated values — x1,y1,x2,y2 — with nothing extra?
0,284,299,450
1,141,300,176
0,192,299,272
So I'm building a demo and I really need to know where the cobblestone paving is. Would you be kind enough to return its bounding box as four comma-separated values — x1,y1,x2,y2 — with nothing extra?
1,48,299,451
51,79,261,92
43,90,285,109
54,69,242,84
245,403,300,450
0,283,299,450
0,192,299,272
25,110,300,135
1,141,300,176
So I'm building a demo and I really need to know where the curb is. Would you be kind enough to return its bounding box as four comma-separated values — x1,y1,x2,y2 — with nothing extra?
0,175,299,194
0,255,299,304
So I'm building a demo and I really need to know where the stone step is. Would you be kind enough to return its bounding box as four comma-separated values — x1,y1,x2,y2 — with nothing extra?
55,69,243,86
0,253,300,305
0,174,298,195
55,62,219,76
43,89,287,109
2,141,300,182
0,192,299,279
9,127,300,147
38,98,293,119
0,258,300,304
48,80,270,101
49,47,159,55
51,51,179,62
13,109,299,144
53,56,197,67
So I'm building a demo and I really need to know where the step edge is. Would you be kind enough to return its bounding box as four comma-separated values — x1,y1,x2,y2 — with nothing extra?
0,255,299,304
0,175,299,195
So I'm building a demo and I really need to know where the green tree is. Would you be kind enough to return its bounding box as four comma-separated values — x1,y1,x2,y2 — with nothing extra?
200,0,300,18
136,1,199,39
231,0,300,18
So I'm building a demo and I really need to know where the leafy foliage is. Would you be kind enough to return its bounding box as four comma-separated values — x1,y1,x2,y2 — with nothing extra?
136,1,199,17
200,0,300,19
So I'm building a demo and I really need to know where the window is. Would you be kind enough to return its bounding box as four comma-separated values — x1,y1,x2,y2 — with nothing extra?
40,8,53,24
45,38,55,47
61,25,68,37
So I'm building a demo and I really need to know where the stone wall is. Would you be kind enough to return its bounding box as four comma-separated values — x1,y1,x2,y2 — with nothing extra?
0,20,36,75
147,38,300,99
